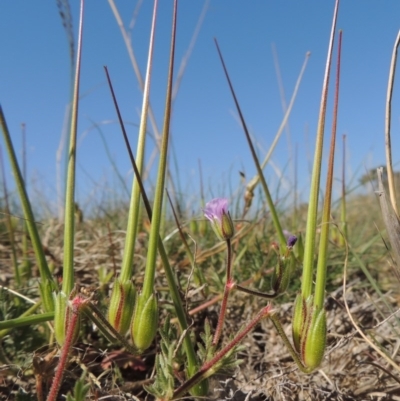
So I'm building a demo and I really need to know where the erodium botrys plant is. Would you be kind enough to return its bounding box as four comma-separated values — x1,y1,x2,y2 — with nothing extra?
0,0,346,400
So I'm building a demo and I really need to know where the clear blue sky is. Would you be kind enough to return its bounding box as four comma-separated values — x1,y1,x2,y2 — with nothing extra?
1,1,400,214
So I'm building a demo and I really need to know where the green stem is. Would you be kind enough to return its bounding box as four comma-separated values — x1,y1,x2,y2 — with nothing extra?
270,314,312,374
314,30,342,310
0,106,52,284
142,0,176,301
119,0,158,283
0,304,48,334
301,0,339,300
213,239,233,345
214,39,286,249
84,302,138,354
62,0,84,295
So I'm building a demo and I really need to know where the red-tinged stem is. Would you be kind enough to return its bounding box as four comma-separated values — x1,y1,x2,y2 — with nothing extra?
46,296,85,401
172,304,272,400
213,239,233,345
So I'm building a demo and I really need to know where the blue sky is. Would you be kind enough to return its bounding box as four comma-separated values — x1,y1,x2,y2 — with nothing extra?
1,1,400,215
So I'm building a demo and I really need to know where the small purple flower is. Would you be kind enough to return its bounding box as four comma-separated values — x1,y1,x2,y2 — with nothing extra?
203,198,234,240
203,198,228,223
283,230,297,248
287,235,297,248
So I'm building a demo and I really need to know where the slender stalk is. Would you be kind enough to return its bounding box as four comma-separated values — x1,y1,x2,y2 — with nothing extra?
385,30,400,217
84,302,138,354
0,304,48,334
119,0,158,283
270,314,312,374
314,29,342,310
244,51,310,214
212,239,233,345
105,67,200,389
107,0,162,148
301,0,339,299
214,39,286,249
62,0,84,295
21,122,32,279
172,304,272,400
142,0,177,300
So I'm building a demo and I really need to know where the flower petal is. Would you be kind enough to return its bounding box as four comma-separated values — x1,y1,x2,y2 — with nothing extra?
203,198,228,222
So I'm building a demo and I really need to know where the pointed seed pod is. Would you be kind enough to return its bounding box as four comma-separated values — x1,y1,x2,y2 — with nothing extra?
131,292,158,353
292,294,313,353
302,307,327,370
108,278,136,335
292,293,305,352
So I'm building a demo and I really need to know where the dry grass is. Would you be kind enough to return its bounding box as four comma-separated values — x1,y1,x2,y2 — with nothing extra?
1,192,400,400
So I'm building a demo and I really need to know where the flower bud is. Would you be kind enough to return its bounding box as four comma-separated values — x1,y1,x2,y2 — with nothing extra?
203,198,234,241
131,292,158,353
286,235,297,249
108,278,136,335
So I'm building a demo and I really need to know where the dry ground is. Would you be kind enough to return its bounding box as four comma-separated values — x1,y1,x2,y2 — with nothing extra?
1,209,400,401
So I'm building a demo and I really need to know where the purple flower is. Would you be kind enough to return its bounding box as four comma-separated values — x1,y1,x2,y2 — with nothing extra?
287,235,297,248
283,229,297,248
203,198,234,240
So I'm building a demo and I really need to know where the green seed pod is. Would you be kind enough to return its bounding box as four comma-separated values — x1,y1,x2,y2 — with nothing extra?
292,293,305,352
108,279,136,335
292,294,313,353
302,307,327,370
131,292,158,353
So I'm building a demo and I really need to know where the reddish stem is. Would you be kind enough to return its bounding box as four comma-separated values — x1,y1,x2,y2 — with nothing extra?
46,296,85,401
173,304,272,400
212,239,233,345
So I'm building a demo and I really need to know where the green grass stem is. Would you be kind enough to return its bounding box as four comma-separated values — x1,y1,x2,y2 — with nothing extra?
0,148,21,286
0,309,53,333
0,106,54,310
